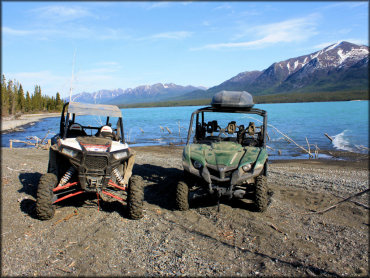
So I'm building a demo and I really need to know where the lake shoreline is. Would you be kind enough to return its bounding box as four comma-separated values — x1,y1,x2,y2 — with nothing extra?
2,145,367,167
2,101,368,162
1,112,60,133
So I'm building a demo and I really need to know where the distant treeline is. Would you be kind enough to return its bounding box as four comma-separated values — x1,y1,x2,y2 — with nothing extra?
118,90,369,108
1,75,64,116
254,90,369,104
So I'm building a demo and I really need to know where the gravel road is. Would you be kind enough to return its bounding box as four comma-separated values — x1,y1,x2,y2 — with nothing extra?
1,146,368,277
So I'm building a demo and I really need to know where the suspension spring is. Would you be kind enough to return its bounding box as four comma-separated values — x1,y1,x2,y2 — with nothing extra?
58,166,76,187
112,167,125,186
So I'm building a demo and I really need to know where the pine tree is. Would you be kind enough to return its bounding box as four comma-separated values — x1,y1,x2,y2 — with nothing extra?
17,84,25,112
56,92,63,111
25,91,31,112
32,85,42,111
50,96,55,111
1,75,9,116
7,80,17,115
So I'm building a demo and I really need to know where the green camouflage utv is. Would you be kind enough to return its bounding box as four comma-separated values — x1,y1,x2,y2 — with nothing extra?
176,90,269,212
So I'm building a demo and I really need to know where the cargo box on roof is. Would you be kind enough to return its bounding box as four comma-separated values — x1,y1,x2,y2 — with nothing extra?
211,90,254,109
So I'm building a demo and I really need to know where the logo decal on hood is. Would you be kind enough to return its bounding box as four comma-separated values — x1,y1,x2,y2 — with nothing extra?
80,143,109,152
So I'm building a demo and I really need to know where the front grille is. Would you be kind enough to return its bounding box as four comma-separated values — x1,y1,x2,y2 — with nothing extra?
208,167,220,178
208,167,232,179
85,155,108,170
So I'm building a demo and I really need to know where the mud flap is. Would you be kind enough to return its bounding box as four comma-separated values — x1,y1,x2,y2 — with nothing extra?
122,152,136,185
47,147,58,175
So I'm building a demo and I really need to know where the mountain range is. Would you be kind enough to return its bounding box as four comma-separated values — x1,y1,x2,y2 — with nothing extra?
70,41,368,104
70,83,207,104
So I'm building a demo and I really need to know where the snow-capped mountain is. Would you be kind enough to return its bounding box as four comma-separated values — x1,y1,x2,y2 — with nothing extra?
70,83,205,104
70,89,124,103
206,41,368,96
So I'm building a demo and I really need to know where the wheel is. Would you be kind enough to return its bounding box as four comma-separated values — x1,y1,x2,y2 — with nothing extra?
127,175,144,219
254,175,268,212
36,173,58,220
175,180,189,211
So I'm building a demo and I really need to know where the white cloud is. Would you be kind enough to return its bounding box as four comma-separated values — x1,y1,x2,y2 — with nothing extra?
338,28,352,35
145,2,171,10
191,14,320,51
30,5,94,22
321,2,368,10
2,25,125,41
150,31,192,40
2,27,35,36
213,4,232,11
5,66,124,97
181,2,193,6
202,21,211,27
137,31,193,41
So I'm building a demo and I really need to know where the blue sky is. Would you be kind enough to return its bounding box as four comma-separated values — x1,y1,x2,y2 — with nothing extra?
2,1,368,98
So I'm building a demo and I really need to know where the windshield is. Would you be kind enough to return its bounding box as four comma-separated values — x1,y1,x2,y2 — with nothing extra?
188,110,266,147
67,102,122,117
68,115,120,136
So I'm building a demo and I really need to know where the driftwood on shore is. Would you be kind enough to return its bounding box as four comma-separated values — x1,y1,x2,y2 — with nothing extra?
244,115,315,158
324,133,334,142
9,133,52,150
9,139,51,150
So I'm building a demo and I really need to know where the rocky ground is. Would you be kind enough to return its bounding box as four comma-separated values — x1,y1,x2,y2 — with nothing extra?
1,146,369,277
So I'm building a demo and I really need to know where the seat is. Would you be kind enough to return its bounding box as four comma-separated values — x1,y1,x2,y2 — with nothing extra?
67,123,87,138
97,125,115,139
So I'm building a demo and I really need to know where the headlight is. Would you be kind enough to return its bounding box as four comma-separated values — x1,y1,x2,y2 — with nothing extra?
113,151,128,160
242,163,252,172
61,147,78,158
193,160,202,169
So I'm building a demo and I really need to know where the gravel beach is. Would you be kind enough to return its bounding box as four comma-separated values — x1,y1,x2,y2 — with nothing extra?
1,146,368,276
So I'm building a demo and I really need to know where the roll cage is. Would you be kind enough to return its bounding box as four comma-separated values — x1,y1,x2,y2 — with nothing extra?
186,106,268,147
60,102,125,143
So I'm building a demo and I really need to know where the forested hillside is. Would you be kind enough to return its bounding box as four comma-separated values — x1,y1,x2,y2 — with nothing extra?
1,75,64,116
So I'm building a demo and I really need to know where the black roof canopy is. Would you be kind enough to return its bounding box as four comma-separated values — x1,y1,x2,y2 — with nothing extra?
211,90,254,110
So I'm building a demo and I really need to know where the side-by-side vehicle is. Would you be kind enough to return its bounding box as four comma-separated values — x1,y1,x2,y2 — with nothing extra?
176,91,270,211
36,102,144,220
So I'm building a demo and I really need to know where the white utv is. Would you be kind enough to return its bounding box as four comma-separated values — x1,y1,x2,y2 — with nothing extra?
36,102,144,220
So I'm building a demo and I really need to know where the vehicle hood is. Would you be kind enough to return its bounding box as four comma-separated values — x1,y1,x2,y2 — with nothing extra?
186,141,262,167
59,137,129,153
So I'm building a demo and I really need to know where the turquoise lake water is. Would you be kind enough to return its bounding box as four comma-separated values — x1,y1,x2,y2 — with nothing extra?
2,101,368,160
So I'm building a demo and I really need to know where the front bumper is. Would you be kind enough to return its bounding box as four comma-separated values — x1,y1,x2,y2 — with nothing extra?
63,152,129,192
183,161,263,186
